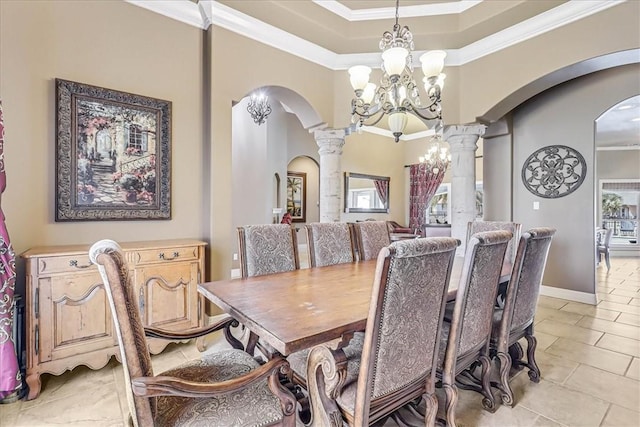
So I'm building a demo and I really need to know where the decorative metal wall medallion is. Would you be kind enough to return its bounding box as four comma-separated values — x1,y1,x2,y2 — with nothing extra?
521,145,587,199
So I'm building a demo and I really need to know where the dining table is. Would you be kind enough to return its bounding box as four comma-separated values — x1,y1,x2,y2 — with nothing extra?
198,256,511,357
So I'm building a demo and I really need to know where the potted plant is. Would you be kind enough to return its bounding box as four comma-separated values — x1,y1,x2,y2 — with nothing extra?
119,173,143,202
77,183,96,204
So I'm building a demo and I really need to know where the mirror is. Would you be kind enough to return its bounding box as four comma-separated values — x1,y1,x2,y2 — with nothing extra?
344,172,390,213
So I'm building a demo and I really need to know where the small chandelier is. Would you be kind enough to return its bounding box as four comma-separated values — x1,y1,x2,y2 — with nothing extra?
348,0,447,142
247,92,272,125
419,130,451,174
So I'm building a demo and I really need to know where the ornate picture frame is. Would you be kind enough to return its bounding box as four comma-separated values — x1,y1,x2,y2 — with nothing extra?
55,79,171,221
286,171,306,223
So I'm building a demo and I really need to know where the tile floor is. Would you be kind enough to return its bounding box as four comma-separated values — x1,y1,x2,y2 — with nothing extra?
1,258,638,426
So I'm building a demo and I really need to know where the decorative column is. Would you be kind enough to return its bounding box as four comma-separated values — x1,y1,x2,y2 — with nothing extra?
444,124,486,254
313,128,348,223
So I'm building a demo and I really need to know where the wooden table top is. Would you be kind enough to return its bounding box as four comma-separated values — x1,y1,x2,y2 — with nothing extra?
198,256,511,356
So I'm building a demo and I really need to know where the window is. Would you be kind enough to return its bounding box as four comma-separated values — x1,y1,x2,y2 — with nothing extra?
127,124,147,154
600,180,639,247
427,182,483,224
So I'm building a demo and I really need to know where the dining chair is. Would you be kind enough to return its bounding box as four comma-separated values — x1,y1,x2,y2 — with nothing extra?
237,224,300,278
597,227,613,271
302,237,460,426
89,239,298,427
467,220,522,265
305,222,356,267
437,230,512,423
353,220,391,261
238,224,300,358
492,227,556,408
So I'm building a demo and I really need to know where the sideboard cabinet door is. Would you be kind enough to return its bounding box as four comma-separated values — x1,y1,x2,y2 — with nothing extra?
21,239,206,400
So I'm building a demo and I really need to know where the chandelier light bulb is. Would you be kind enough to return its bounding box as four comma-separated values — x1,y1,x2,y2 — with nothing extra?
362,83,377,104
382,47,409,77
348,65,372,93
420,50,447,78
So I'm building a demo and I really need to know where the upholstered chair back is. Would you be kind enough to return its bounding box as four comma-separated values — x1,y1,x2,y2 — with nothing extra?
454,230,512,356
306,222,356,267
89,240,155,427
503,228,556,334
237,224,299,278
353,237,459,424
354,221,391,261
467,221,522,265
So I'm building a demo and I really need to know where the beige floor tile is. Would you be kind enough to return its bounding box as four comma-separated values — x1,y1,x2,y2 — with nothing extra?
453,389,541,427
617,313,640,327
545,338,632,375
612,288,640,298
14,383,122,426
511,374,609,427
559,302,621,321
537,296,569,310
535,306,583,325
533,331,559,351
533,350,579,384
576,316,640,340
150,343,190,373
597,292,632,304
564,364,639,412
535,319,604,345
530,415,565,427
596,334,640,357
598,300,640,315
629,298,640,307
626,358,640,380
601,404,640,427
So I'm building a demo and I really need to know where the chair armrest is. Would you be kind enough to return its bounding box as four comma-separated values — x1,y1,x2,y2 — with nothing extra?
131,355,291,398
144,314,237,340
306,345,348,425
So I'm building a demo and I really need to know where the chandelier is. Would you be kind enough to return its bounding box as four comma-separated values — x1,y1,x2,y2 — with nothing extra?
419,131,451,174
247,92,272,125
348,0,447,143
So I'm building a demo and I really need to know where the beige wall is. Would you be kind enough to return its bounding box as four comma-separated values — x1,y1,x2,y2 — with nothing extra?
2,0,638,289
0,1,205,291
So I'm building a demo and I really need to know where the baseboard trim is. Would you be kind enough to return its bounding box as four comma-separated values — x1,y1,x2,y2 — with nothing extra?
540,285,597,305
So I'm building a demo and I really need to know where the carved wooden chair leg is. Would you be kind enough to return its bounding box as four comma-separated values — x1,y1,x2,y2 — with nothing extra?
479,355,497,412
390,399,427,427
524,333,541,383
508,342,524,374
423,392,438,427
496,351,514,406
443,382,459,427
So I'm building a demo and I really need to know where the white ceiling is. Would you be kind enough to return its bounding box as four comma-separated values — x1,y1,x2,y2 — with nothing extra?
128,1,637,147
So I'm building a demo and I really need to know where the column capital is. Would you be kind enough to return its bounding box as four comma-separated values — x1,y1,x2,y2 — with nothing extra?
314,128,347,156
444,124,486,152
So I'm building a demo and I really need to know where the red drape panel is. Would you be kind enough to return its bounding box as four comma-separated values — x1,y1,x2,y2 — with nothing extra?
373,180,388,205
0,101,20,399
409,163,447,233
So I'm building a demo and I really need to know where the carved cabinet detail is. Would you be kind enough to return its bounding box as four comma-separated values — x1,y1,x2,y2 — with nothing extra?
21,239,206,400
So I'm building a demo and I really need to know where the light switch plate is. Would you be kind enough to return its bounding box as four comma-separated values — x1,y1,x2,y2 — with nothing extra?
533,201,540,210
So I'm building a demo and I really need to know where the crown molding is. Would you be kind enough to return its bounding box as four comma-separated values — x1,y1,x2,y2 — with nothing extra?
311,0,483,21
360,125,435,142
126,0,623,70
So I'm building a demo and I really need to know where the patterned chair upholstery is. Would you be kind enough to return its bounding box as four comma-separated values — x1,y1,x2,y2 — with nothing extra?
89,240,297,427
467,221,522,265
305,222,356,267
353,220,391,261
304,237,460,426
438,230,512,424
597,227,613,271
492,228,556,408
237,224,300,278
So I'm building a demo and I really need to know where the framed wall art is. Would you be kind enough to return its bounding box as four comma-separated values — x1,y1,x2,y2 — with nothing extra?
286,171,306,223
55,79,171,221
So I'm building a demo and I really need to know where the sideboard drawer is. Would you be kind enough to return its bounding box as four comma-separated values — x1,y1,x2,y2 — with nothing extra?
37,254,96,275
129,245,200,265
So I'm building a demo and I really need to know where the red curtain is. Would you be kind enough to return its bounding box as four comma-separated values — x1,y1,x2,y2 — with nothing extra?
409,163,446,233
373,179,388,205
0,101,20,400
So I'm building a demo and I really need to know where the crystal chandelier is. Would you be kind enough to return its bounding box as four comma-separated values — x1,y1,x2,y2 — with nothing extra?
348,0,447,143
419,132,451,174
247,92,272,125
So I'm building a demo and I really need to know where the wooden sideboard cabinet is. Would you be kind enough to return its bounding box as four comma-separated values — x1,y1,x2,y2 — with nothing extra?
20,239,206,400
